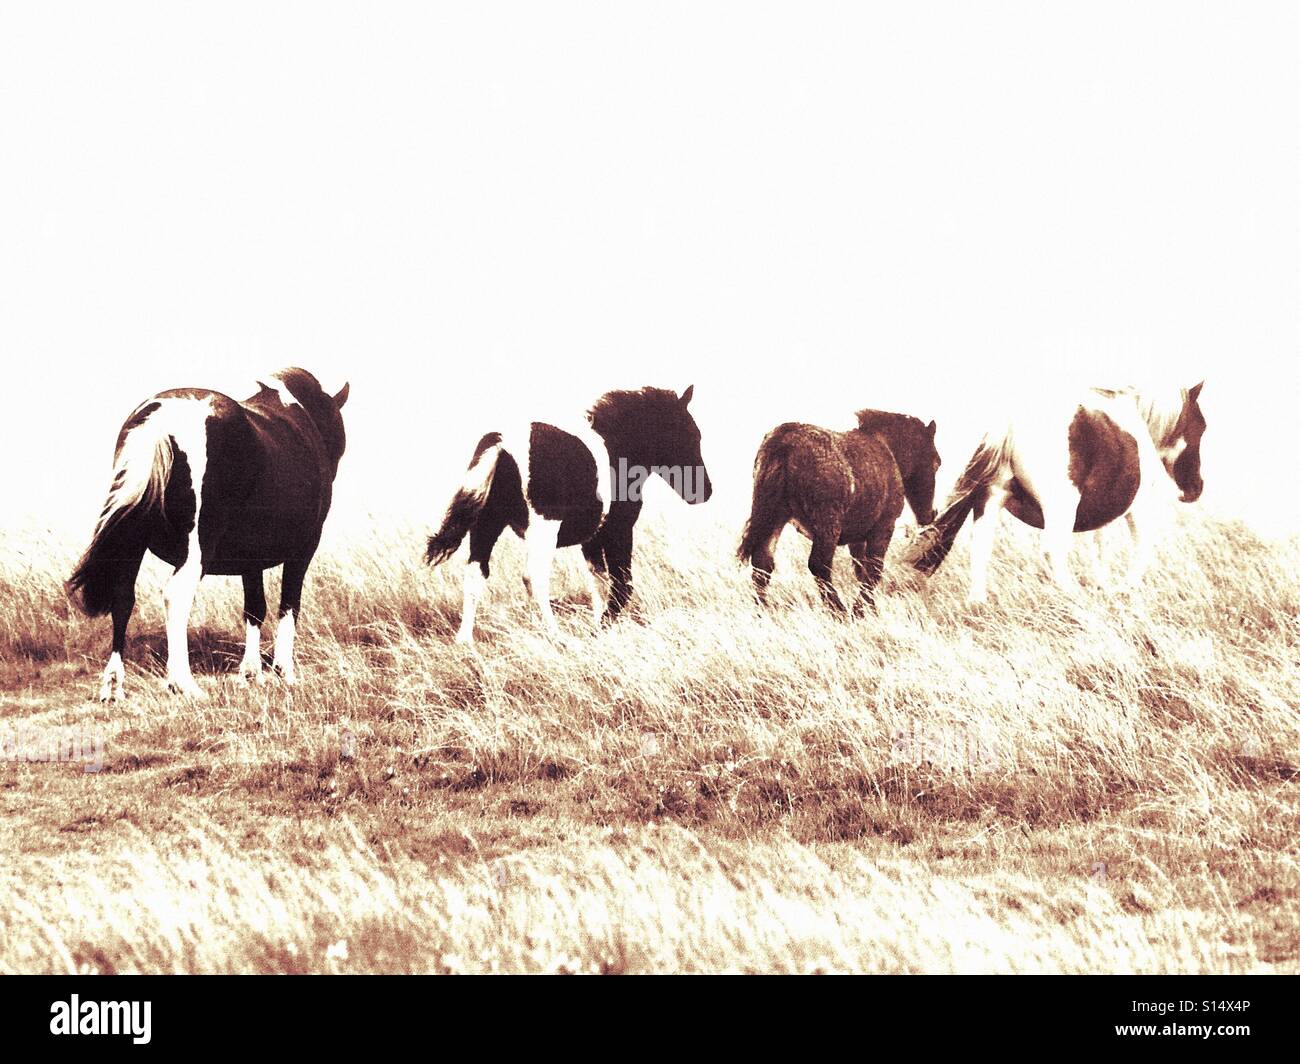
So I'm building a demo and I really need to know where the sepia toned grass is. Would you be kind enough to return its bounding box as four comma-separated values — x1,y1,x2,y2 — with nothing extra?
0,509,1296,973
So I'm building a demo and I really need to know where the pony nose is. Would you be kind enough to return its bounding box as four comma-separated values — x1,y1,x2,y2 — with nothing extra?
1180,482,1203,503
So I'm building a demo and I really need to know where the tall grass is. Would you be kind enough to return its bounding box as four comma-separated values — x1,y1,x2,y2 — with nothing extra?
0,509,1296,972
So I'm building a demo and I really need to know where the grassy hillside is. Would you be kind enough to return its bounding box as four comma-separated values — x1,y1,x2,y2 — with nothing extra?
0,510,1296,973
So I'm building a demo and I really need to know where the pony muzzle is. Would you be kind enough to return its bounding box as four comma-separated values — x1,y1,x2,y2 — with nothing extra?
694,471,714,504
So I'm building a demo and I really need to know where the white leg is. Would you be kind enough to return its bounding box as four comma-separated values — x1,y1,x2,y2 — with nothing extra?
584,559,608,627
524,518,562,635
967,486,1007,604
1042,519,1078,594
457,563,486,645
272,609,297,684
1123,510,1141,584
99,651,124,703
1089,528,1106,583
1034,477,1082,596
164,558,205,699
1125,502,1168,587
162,412,209,699
239,621,264,684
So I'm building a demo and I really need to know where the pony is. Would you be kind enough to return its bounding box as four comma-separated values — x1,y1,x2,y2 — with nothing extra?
66,368,349,700
425,386,712,642
906,382,1205,601
738,409,941,613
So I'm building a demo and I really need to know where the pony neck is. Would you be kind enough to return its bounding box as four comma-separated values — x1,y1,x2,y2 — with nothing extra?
587,393,654,466
1098,386,1182,448
854,411,914,468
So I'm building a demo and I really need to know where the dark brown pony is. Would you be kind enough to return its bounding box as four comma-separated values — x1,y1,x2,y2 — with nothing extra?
738,409,940,613
66,368,349,700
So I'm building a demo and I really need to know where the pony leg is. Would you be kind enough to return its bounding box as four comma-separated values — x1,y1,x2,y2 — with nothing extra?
273,557,313,684
581,539,608,628
163,555,205,699
458,563,487,644
1124,501,1169,587
1088,528,1107,585
807,532,845,613
967,484,1007,604
1040,507,1080,596
850,524,894,615
523,518,563,636
101,557,142,702
239,571,267,684
164,429,209,699
750,526,783,606
602,521,636,624
457,517,505,644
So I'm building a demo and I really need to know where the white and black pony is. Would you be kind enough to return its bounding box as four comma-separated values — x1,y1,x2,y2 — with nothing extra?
907,382,1205,601
425,386,712,642
66,368,349,700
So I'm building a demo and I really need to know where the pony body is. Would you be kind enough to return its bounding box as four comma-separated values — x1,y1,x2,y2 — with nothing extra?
66,368,349,699
739,409,940,613
426,386,712,642
908,383,1205,601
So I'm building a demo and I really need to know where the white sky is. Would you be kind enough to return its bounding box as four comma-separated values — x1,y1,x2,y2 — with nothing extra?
2,3,1297,538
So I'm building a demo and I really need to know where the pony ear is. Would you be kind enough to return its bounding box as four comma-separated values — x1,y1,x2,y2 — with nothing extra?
1187,381,1203,403
926,419,937,437
679,385,694,406
333,382,351,409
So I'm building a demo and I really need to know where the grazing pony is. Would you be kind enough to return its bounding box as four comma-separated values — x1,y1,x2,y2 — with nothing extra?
907,382,1205,601
66,368,349,700
425,386,712,642
738,410,941,613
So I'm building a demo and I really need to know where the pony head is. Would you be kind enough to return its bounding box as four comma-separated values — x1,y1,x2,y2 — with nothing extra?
1161,381,1205,502
651,385,713,504
857,411,941,525
591,386,713,504
272,368,350,468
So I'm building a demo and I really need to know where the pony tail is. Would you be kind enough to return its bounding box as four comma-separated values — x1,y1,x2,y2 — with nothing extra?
906,439,1004,575
425,437,501,567
737,449,788,565
66,415,175,616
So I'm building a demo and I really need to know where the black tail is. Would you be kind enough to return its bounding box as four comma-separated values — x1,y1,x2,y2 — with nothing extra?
907,440,1004,575
66,417,175,616
737,445,790,565
425,434,501,566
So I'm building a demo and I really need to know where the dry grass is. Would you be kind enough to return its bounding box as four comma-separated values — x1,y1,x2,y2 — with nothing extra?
0,509,1297,973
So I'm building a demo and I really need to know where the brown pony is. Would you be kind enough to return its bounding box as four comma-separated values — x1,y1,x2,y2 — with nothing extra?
738,409,940,613
905,383,1205,603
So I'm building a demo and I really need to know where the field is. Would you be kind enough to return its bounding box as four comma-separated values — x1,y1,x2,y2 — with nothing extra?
1,509,1296,974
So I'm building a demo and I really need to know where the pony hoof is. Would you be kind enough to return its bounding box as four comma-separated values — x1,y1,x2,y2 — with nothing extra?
166,680,207,701
239,668,265,686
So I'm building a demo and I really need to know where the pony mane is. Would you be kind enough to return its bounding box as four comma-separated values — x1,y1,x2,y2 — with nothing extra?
268,366,325,400
1094,384,1185,446
587,387,683,430
854,408,923,433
